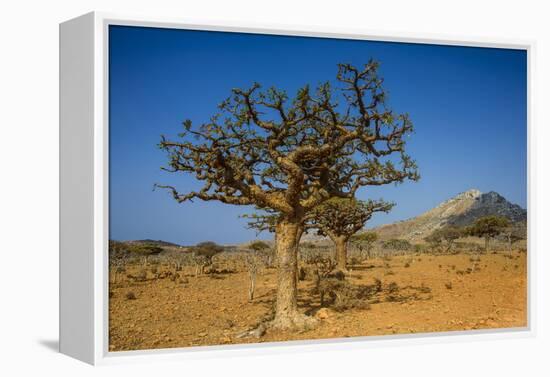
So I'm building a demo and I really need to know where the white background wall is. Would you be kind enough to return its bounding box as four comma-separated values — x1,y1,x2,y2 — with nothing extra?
0,0,548,375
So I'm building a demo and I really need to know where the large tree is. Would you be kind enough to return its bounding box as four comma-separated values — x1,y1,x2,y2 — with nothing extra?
157,61,418,329
307,198,394,271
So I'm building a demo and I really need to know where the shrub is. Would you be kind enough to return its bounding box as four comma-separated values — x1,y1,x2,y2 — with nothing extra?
125,292,136,300
373,278,383,293
387,282,399,294
418,283,431,294
445,282,453,290
382,239,412,251
298,267,307,281
193,241,224,259
136,269,147,281
315,278,371,312
249,240,270,252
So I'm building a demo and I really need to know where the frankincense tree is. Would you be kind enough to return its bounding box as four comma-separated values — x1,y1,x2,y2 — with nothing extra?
307,198,394,271
157,61,418,329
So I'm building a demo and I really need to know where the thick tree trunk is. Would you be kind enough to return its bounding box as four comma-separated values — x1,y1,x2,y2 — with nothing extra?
334,236,349,272
271,217,316,330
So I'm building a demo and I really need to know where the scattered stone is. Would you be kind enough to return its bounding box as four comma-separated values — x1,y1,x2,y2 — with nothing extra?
316,308,331,320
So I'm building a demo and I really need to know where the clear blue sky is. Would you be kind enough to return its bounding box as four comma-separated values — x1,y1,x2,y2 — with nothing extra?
109,25,527,245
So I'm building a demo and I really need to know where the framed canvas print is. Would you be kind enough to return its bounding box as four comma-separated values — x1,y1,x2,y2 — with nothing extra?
59,12,533,365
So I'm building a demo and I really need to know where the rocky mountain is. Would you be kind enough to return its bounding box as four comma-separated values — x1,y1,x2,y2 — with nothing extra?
371,189,526,242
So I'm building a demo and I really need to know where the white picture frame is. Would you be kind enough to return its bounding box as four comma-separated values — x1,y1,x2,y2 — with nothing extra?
59,11,535,365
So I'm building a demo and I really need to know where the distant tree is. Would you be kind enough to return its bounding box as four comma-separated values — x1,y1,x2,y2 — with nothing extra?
306,198,394,271
382,238,412,251
109,240,130,258
244,250,270,301
504,222,526,252
191,241,224,274
108,241,129,284
126,243,163,267
467,216,509,253
424,225,464,253
249,240,270,252
350,231,379,260
157,62,419,329
248,240,274,267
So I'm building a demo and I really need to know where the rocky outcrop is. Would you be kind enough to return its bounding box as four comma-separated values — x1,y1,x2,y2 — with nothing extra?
372,189,526,241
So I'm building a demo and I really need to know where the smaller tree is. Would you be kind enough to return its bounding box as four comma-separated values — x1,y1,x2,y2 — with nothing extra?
307,198,394,272
504,222,526,252
350,232,378,261
424,225,463,254
249,240,270,252
243,250,270,301
382,238,412,251
127,244,163,267
467,216,509,253
109,240,131,284
191,241,224,274
248,240,273,266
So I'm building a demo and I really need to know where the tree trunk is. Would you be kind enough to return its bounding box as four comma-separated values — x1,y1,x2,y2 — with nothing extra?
248,271,256,301
334,236,348,272
484,236,489,254
271,217,315,330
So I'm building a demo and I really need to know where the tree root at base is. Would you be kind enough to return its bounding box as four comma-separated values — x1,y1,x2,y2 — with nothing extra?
235,313,319,339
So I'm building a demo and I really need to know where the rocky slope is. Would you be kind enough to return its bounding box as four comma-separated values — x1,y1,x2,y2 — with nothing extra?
372,189,526,242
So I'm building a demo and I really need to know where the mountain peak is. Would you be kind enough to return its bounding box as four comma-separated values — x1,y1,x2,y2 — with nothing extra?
458,188,482,198
373,189,526,241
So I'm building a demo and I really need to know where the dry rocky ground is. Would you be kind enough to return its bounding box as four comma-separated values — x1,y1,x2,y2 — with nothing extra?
109,251,527,351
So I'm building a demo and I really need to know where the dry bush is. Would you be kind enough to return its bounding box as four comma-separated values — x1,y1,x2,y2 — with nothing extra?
315,278,372,312
127,269,147,282
136,269,147,281
125,292,136,300
373,278,383,293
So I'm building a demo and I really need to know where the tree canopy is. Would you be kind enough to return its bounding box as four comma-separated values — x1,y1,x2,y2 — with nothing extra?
307,198,393,241
157,61,418,219
467,216,509,252
424,225,464,252
467,216,509,239
192,241,224,260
